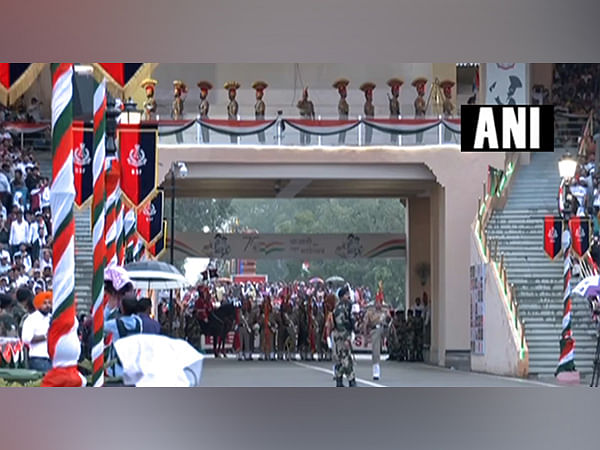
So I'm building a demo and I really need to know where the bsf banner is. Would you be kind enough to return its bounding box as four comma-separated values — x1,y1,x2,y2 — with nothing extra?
569,217,591,257
136,191,164,246
118,123,158,208
352,334,388,353
73,121,94,208
148,220,167,259
544,216,563,260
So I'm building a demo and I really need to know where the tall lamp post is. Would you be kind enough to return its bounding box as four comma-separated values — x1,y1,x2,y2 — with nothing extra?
169,161,188,335
556,152,579,380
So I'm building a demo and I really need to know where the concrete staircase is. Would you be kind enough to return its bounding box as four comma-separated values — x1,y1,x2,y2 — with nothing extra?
486,150,598,377
74,207,93,314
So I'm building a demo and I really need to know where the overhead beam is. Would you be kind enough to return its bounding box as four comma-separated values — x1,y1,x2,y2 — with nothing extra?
276,179,312,198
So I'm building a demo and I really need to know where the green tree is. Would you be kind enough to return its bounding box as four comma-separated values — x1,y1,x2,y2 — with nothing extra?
230,198,407,308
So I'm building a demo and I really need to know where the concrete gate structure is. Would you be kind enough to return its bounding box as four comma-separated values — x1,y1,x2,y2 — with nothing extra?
156,142,519,373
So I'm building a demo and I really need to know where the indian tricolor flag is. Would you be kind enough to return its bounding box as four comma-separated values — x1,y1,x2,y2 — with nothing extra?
200,119,277,136
302,261,310,274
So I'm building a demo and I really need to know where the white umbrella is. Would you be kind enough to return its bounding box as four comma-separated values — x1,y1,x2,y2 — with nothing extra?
114,334,204,387
125,261,190,290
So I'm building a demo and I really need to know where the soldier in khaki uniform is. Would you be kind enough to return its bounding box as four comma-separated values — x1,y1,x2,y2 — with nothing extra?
141,78,158,121
252,81,268,144
360,82,376,145
224,81,240,144
440,79,456,143
172,80,187,143
387,78,403,144
239,297,253,360
333,78,350,145
363,295,390,380
296,87,315,145
412,77,427,144
197,81,212,143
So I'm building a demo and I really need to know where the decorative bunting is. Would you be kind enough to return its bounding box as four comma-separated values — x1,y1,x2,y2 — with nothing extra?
0,63,46,106
92,63,158,100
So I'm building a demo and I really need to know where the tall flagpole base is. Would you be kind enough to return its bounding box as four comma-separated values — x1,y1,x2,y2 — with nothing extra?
556,370,580,385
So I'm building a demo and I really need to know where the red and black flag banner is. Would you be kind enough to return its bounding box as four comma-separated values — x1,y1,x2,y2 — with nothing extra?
118,123,158,208
73,120,94,208
544,216,563,260
569,217,592,257
0,63,46,106
136,190,164,246
148,220,167,259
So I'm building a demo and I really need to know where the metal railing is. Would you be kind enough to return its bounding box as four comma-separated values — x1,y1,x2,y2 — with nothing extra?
474,151,528,360
157,116,460,147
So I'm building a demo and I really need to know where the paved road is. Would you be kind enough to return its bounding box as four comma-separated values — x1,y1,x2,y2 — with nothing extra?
198,354,559,387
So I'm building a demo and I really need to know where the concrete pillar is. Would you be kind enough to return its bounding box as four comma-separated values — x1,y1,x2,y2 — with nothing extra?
408,196,431,310
430,184,444,365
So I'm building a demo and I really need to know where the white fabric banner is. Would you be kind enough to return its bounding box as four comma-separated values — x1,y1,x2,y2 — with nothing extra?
485,63,528,105
176,232,406,260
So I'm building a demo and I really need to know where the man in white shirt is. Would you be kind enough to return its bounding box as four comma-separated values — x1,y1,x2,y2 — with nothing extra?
40,249,52,271
21,291,52,372
9,209,29,255
28,212,40,261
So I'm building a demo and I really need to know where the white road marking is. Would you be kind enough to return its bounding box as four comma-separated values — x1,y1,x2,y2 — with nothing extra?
293,361,387,387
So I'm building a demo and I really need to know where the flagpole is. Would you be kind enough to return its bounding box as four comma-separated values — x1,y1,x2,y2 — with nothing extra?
41,63,85,387
556,225,577,376
91,78,107,387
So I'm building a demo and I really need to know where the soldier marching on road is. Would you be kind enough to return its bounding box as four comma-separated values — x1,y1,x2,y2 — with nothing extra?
363,284,391,380
332,286,356,387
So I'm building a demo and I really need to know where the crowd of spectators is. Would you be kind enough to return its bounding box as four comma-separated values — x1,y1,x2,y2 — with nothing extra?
552,64,600,115
0,100,54,342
